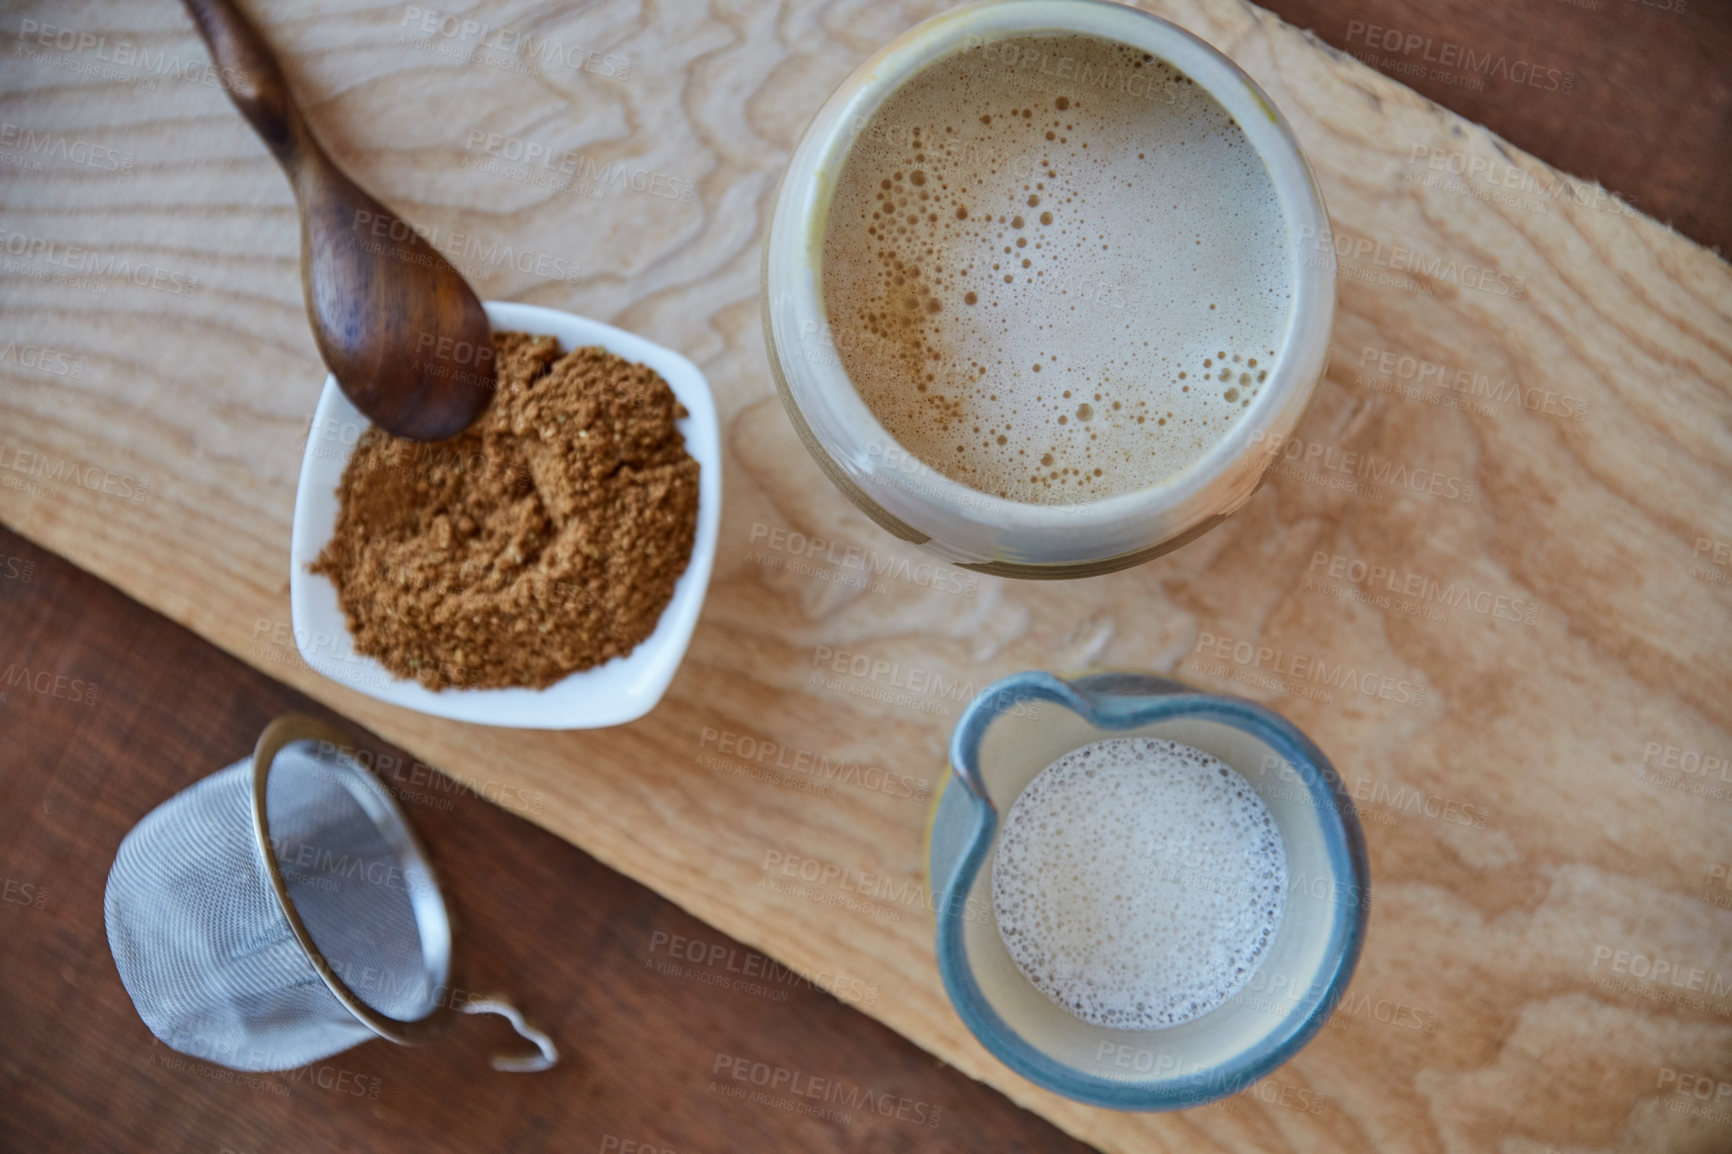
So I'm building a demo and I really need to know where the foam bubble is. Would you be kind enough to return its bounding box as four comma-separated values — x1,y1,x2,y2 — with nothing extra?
991,737,1286,1030
822,33,1292,503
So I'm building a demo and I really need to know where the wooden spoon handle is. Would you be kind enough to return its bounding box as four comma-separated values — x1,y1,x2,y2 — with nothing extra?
181,0,314,171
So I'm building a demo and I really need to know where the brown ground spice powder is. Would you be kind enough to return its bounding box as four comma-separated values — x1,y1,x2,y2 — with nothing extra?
312,331,700,691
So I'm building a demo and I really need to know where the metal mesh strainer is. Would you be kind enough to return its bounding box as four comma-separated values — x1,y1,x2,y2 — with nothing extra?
104,714,556,1074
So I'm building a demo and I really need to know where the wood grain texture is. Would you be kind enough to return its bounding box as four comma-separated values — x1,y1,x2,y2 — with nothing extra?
0,525,1095,1154
3,0,1731,1150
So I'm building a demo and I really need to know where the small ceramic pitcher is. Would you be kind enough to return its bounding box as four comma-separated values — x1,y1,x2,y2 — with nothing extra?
930,671,1369,1110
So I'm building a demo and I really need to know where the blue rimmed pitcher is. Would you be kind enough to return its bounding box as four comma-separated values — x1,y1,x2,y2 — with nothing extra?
929,671,1369,1110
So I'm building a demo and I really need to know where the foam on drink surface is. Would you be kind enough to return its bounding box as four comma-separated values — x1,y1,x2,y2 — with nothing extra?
822,33,1291,504
992,737,1286,1030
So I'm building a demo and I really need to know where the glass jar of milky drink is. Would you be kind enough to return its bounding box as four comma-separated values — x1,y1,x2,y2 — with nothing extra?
763,0,1335,578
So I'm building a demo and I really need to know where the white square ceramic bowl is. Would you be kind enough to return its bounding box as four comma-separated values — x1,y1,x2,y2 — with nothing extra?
288,301,721,729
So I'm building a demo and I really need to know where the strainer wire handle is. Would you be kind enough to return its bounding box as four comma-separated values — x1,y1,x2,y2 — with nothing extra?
459,996,559,1073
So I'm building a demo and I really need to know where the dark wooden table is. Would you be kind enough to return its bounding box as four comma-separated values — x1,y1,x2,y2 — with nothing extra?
0,525,1087,1154
1264,0,1732,256
2,2,1727,1152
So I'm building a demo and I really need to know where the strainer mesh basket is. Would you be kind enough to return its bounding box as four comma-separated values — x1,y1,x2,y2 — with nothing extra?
104,720,550,1073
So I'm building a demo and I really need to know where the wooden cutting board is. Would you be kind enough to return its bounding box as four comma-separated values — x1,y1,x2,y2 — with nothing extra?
3,1,1729,1150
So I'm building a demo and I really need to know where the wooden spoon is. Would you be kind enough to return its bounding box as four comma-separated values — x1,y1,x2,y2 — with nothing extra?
183,0,494,442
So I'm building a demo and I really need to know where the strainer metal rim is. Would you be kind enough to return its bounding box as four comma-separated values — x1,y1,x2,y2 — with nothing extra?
249,714,454,1047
